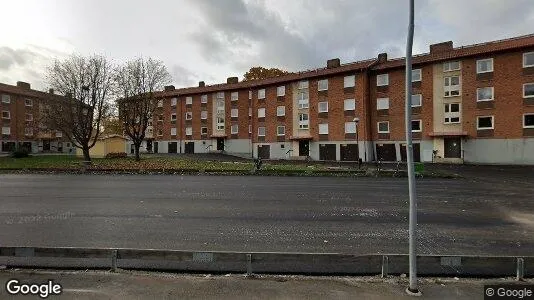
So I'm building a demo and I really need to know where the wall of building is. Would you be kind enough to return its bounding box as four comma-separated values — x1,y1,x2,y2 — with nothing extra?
464,138,534,164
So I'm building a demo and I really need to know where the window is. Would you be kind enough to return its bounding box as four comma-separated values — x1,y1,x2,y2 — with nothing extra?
249,125,252,134
216,117,225,130
157,100,163,107
26,113,33,121
411,94,422,107
2,111,10,119
523,83,534,98
443,61,461,72
412,69,421,82
55,130,62,138
231,124,239,134
345,122,356,134
276,106,285,116
444,76,460,97
157,129,163,136
158,114,163,121
298,91,309,108
257,108,266,118
319,123,328,135
344,99,355,111
231,108,238,118
201,95,208,103
523,114,534,128
476,58,493,73
2,94,10,103
231,92,238,101
148,119,153,126
2,127,10,135
298,113,309,129
186,127,193,136
147,128,153,135
217,92,224,99
298,81,309,89
277,86,285,96
318,101,328,113
201,110,208,119
201,127,208,135
377,98,389,110
477,116,494,130
171,128,177,136
444,103,461,124
258,127,266,136
185,97,192,105
377,74,389,86
249,107,252,117
25,99,32,106
318,79,328,91
171,97,177,106
477,87,494,101
217,100,225,114
185,112,192,120
524,52,534,68
412,120,422,132
277,126,285,136
170,113,177,121
258,89,266,99
377,121,390,133
248,91,252,99
344,75,355,88
25,127,33,136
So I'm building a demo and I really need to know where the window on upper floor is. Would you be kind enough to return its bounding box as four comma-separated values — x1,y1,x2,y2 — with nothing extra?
344,99,355,111
298,80,309,89
258,89,266,99
443,61,461,72
318,123,328,135
477,87,494,101
249,90,252,99
258,126,266,136
277,125,285,136
412,69,421,82
257,108,265,118
523,83,534,98
318,79,328,91
377,121,390,133
157,100,163,107
171,97,177,106
185,112,192,120
25,99,33,106
231,92,238,101
2,111,10,119
524,52,534,68
170,128,177,136
25,127,33,136
524,114,534,128
186,127,193,136
201,127,208,135
277,86,285,96
231,124,239,134
26,113,33,121
201,95,208,103
185,97,192,105
276,106,285,116
376,74,389,86
231,108,238,118
345,122,356,134
1,94,10,103
411,120,422,132
171,113,177,121
216,117,225,130
344,75,355,88
444,103,461,124
201,110,208,120
298,113,309,129
2,127,11,135
318,101,328,113
477,116,494,130
411,94,422,107
216,92,224,99
298,91,309,109
476,58,493,73
377,98,389,110
444,76,460,97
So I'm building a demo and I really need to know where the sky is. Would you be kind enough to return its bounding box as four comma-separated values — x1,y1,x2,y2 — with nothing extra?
1,0,534,91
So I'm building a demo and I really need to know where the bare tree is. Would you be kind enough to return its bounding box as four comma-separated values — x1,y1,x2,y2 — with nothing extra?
44,54,113,162
115,57,171,161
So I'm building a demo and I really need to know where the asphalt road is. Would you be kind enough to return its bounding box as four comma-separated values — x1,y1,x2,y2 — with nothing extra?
0,173,533,255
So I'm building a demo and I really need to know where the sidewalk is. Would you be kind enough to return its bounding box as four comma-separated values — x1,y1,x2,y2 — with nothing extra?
1,269,530,299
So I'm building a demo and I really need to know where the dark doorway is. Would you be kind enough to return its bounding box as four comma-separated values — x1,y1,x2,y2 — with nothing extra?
444,137,461,158
299,140,309,157
185,142,195,154
154,142,159,154
130,144,135,154
217,138,225,151
400,143,421,162
43,140,51,151
258,145,270,159
340,144,359,161
168,142,178,153
319,144,336,161
146,140,153,152
20,142,32,153
376,143,396,161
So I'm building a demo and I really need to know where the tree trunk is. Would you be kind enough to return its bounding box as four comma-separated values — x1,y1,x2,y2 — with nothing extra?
82,146,91,163
134,143,141,161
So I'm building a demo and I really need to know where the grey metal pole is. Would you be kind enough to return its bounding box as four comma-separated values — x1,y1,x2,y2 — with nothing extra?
405,0,419,295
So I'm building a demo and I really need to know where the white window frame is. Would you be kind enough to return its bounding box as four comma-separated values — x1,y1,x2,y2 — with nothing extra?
344,75,355,88
411,94,422,107
344,99,355,111
185,112,192,120
25,113,33,121
201,110,208,120
377,98,390,110
217,92,224,99
523,52,534,68
298,80,309,89
231,124,239,134
171,113,177,121
216,117,225,130
318,123,329,135
276,106,285,116
476,58,494,74
157,129,163,136
158,114,163,122
258,127,266,136
411,120,422,132
25,127,33,136
298,113,309,129
412,69,422,82
376,74,389,86
444,76,461,97
249,107,252,117
231,92,238,101
2,111,10,119
231,108,239,118
157,100,163,107
476,87,494,102
444,103,461,124
170,128,177,136
477,116,494,130
56,131,63,138
318,79,328,91
249,90,252,99
25,99,33,107
523,113,534,129
377,121,390,134
344,122,356,134
1,126,10,135
249,125,252,134
523,83,534,98
277,86,285,96
186,127,193,136
443,61,461,72
277,125,285,136
298,91,309,109
258,89,266,99
185,97,192,105
2,95,11,103
201,127,208,135
257,108,266,118
171,97,177,106
318,101,328,113
201,95,208,103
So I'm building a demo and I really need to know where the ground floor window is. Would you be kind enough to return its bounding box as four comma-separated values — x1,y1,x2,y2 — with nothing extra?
1,141,16,152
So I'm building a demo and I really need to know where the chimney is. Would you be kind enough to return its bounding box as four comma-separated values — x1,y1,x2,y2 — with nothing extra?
16,81,31,89
48,88,54,94
377,53,388,63
227,77,238,84
326,58,340,69
430,41,453,54
164,85,175,91
199,81,205,87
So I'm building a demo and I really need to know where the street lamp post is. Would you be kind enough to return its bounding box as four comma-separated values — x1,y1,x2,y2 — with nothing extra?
353,117,360,168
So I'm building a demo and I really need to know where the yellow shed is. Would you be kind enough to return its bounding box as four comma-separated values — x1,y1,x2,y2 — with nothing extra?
76,134,127,158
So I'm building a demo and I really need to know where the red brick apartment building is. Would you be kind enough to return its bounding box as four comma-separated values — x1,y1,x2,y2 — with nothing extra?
127,34,534,164
0,82,74,153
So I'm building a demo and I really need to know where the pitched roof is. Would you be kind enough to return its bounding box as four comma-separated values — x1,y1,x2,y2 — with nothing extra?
373,33,534,70
161,58,377,97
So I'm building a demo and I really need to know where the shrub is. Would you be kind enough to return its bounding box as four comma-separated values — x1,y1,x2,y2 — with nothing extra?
105,152,128,159
10,150,30,158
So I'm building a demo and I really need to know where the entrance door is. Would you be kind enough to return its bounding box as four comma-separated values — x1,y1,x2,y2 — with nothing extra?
444,137,461,158
217,138,225,151
400,143,421,162
146,140,153,152
340,144,359,161
258,145,270,159
130,144,135,154
43,140,51,151
299,140,309,157
376,144,397,161
154,142,158,154
185,142,195,154
319,144,336,161
168,142,178,153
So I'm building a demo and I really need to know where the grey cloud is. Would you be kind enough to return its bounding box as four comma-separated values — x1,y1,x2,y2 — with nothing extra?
171,64,216,88
0,47,34,70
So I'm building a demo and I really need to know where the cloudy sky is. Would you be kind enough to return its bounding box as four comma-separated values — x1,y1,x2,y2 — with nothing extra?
1,0,533,91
